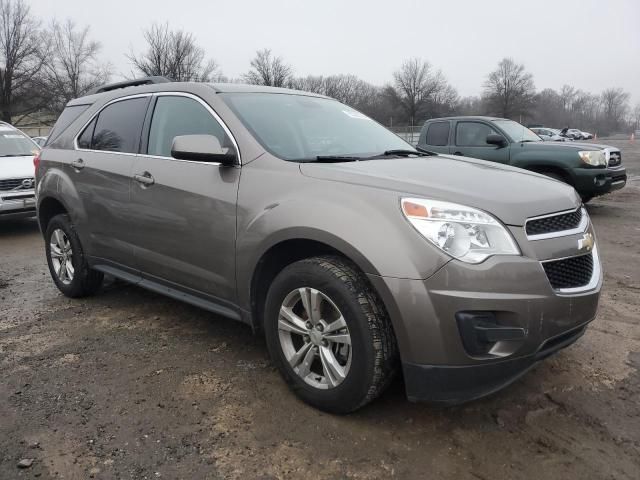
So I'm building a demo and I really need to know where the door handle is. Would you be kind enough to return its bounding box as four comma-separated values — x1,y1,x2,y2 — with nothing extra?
453,152,464,156
71,158,85,170
133,171,155,186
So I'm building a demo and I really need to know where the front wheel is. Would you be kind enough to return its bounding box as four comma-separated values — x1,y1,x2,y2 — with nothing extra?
45,214,104,297
264,256,398,413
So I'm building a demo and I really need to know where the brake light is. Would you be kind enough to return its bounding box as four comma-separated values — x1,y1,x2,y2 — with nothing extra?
33,151,41,176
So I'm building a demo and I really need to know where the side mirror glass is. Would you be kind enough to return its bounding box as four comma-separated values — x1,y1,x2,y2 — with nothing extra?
486,133,507,147
171,135,236,166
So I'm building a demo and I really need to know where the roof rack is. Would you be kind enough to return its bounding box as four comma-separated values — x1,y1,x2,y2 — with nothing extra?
89,76,171,95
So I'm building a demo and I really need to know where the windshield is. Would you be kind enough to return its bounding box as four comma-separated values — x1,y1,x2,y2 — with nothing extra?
221,93,413,161
492,120,541,143
0,127,38,156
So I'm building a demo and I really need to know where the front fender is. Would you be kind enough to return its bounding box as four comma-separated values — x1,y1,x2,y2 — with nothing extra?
235,157,450,312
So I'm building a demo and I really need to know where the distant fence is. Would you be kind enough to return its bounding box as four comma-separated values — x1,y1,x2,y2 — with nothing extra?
388,126,421,145
17,125,52,137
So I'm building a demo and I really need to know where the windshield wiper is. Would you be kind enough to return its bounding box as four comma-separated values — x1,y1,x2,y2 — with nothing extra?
383,149,431,157
313,155,361,163
0,153,31,157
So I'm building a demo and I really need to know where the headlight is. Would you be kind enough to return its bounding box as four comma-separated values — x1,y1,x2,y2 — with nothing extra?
578,150,606,167
401,198,520,264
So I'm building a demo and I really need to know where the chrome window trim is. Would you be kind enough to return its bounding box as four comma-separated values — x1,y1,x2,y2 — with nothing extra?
73,93,152,152
149,92,242,165
72,91,242,166
540,245,601,295
525,206,589,241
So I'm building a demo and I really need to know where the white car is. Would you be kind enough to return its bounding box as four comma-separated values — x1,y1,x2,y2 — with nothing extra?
530,127,565,141
580,131,594,140
0,122,40,220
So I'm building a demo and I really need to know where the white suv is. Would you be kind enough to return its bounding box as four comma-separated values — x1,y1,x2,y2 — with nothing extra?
0,122,40,220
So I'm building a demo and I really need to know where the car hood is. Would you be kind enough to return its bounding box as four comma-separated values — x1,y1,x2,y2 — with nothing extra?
519,141,616,152
300,155,579,226
1,155,34,179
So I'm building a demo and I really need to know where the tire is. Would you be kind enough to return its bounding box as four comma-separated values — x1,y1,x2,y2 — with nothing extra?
264,255,398,413
45,214,104,298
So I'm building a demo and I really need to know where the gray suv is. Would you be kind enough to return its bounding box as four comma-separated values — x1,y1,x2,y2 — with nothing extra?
36,78,601,413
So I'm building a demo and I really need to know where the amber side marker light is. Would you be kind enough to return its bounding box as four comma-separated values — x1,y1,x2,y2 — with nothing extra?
402,200,429,218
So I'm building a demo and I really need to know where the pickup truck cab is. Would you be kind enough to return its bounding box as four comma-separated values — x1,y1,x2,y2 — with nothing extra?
418,116,626,202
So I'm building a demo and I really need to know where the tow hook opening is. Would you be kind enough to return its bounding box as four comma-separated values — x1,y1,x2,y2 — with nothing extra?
456,311,527,358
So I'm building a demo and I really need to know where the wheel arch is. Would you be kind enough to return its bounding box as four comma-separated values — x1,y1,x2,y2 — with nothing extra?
37,196,69,233
246,234,384,334
526,164,574,185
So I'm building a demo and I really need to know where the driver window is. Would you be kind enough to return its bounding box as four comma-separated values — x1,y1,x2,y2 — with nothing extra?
147,96,228,158
456,122,498,146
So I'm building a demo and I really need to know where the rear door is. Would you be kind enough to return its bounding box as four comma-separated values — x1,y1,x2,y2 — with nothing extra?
73,95,151,267
129,93,240,304
450,120,510,164
418,121,450,154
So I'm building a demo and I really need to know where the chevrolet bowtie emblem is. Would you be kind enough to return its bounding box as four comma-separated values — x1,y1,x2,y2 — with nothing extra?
578,233,594,252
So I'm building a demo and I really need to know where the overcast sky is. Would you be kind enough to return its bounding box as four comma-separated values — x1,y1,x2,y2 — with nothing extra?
31,0,640,104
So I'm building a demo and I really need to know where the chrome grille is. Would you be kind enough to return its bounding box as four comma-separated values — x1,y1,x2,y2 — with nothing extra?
608,151,621,167
526,208,583,237
0,178,34,191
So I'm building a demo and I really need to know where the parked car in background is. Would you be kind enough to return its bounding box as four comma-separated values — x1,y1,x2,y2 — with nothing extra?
36,78,602,412
418,116,626,202
32,136,48,147
530,127,565,141
0,122,39,220
580,131,594,140
564,128,586,140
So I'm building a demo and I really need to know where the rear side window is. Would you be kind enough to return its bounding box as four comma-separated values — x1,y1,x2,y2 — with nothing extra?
79,97,149,153
77,117,96,149
425,122,450,146
47,104,90,145
147,96,228,158
455,122,498,146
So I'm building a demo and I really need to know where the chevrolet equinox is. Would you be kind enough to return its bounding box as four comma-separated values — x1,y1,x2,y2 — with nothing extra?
35,78,602,413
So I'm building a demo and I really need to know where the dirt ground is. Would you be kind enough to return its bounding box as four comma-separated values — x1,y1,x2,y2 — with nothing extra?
1,139,639,480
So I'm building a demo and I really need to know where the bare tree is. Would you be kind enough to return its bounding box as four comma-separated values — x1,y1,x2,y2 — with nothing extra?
600,87,630,132
0,0,46,123
632,102,640,131
483,58,535,119
129,23,220,82
243,49,292,87
389,58,449,125
43,19,111,114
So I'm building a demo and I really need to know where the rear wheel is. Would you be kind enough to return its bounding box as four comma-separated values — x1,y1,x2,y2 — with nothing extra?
264,255,398,413
45,214,103,297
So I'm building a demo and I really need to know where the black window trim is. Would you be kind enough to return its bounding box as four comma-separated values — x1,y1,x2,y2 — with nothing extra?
454,120,503,147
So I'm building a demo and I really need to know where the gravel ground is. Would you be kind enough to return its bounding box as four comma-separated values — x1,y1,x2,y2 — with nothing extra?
1,139,639,479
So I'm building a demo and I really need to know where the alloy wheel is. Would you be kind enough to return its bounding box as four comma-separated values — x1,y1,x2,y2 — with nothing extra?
278,287,352,389
49,228,74,285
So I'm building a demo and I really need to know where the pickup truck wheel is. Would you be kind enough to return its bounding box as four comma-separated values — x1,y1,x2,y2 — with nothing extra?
45,214,104,298
264,255,398,413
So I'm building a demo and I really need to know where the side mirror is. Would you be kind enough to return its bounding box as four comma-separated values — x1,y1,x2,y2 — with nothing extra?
486,133,507,147
171,134,237,166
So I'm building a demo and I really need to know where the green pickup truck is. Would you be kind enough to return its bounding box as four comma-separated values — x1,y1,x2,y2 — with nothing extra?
418,116,627,202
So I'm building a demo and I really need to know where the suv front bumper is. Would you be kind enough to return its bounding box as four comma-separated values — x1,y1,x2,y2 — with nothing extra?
367,243,601,404
573,165,626,198
0,189,36,219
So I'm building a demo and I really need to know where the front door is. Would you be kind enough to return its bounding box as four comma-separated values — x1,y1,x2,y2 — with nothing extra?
450,121,510,164
128,93,240,303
